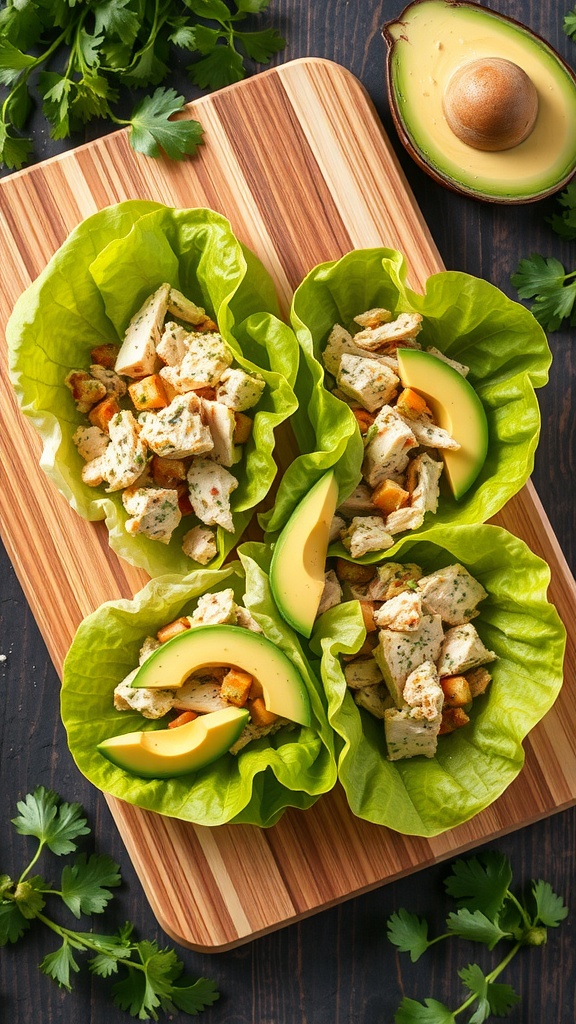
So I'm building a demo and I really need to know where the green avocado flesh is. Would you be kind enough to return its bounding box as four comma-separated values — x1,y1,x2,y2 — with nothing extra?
269,470,339,638
385,0,576,201
97,706,249,778
132,624,311,727
397,348,488,499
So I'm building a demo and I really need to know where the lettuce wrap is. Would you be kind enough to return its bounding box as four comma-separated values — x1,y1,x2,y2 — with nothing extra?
310,523,565,836
261,248,551,551
7,202,299,577
60,542,336,827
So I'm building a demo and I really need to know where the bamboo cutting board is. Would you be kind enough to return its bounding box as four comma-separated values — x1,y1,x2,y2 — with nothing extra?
1,59,575,952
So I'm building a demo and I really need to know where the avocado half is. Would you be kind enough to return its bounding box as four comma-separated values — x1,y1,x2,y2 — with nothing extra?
383,0,576,203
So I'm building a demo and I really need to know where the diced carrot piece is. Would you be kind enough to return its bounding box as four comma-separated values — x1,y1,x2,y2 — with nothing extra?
441,675,472,708
371,479,410,516
128,374,168,411
198,316,218,332
168,710,198,729
176,483,194,516
396,387,430,416
221,668,253,707
247,696,278,727
352,408,376,434
194,386,217,401
88,394,121,432
90,343,120,369
157,617,191,644
233,413,253,444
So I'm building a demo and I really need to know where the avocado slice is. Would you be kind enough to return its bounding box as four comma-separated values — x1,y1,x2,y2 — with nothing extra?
383,0,576,202
132,624,311,727
397,348,488,499
97,706,249,778
269,471,339,638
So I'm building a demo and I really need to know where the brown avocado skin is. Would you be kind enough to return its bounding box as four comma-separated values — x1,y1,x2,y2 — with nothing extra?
382,0,576,204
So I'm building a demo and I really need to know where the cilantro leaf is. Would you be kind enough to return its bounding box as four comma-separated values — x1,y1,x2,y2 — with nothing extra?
387,907,432,962
235,0,273,13
510,254,566,299
40,940,81,991
395,997,456,1023
0,38,36,86
12,787,90,856
170,976,220,1014
189,45,246,89
531,880,569,928
184,0,233,19
548,183,576,241
446,909,510,949
60,853,121,918
0,899,31,945
444,852,512,920
94,0,140,45
510,255,576,331
234,28,286,63
112,941,182,1019
129,88,204,160
0,121,33,170
564,6,576,41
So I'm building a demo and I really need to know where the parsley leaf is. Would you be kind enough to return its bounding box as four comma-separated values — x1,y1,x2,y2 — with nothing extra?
444,851,512,919
446,908,510,949
12,786,90,857
395,996,456,1023
0,120,33,169
564,6,576,41
510,255,576,331
531,879,569,928
189,44,246,89
234,28,286,63
40,940,82,991
3,788,220,1018
547,183,576,241
458,964,520,1023
61,853,121,918
129,88,204,160
387,907,432,962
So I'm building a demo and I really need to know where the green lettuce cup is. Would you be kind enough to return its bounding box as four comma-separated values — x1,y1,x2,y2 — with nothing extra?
61,542,336,827
310,523,565,836
7,201,298,577
261,248,551,552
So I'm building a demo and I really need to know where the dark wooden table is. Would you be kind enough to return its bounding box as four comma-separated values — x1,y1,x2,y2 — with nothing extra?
1,1,575,1021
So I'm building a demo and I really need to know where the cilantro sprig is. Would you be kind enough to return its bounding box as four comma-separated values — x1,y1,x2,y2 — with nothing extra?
0,0,285,170
511,186,576,331
1,786,219,1020
387,850,568,1024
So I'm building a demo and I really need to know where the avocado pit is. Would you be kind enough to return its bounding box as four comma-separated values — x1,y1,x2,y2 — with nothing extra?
442,57,539,152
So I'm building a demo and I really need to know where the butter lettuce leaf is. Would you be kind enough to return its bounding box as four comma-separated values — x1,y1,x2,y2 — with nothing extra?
7,201,298,577
262,248,551,545
311,523,565,836
60,542,336,827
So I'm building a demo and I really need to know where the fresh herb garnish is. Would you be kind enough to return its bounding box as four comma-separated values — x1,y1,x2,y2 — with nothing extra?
510,250,576,332
387,850,568,1023
0,0,285,170
564,5,576,42
1,786,219,1020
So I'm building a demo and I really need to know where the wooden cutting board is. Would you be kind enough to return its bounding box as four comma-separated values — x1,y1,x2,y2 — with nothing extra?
1,59,575,952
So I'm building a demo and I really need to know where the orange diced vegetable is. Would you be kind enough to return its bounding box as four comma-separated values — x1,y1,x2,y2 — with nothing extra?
352,408,376,434
221,668,253,707
157,617,191,644
168,710,199,729
358,600,377,632
334,559,376,584
441,675,472,708
341,633,379,661
233,412,253,444
396,387,430,416
247,696,278,727
371,478,410,515
88,394,121,432
128,374,168,411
